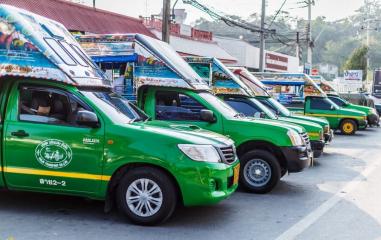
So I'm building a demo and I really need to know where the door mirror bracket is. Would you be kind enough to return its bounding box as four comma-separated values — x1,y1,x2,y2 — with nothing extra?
200,109,216,123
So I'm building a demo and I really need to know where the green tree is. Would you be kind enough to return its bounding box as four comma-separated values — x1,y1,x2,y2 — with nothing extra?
343,46,369,80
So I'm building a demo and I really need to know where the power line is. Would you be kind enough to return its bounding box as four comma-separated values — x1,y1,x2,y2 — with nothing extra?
268,0,288,29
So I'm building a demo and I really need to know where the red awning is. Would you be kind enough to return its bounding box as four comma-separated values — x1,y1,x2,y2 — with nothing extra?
0,0,156,37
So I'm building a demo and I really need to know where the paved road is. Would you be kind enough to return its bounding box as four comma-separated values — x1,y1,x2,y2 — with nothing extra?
1,128,381,240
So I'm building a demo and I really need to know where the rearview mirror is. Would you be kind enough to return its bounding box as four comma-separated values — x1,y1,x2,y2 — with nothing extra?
200,109,216,123
76,110,100,128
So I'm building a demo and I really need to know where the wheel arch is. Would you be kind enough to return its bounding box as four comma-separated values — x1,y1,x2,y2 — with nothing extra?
236,140,287,171
104,162,183,212
339,118,359,128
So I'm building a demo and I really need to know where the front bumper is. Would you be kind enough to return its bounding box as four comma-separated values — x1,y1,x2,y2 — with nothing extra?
311,140,325,152
280,146,312,173
324,129,334,144
180,161,239,207
367,113,380,126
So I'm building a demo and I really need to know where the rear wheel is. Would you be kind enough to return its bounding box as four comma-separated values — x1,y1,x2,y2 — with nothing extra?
340,119,357,135
116,167,177,225
240,150,281,194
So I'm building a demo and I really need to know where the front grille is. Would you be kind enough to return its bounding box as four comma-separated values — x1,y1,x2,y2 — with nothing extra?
218,145,237,165
300,132,311,148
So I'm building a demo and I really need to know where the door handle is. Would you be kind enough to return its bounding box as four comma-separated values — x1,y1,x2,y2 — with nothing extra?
11,130,29,137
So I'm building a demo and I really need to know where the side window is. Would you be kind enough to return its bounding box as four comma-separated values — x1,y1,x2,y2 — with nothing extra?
310,98,332,110
225,100,260,117
19,87,92,126
155,91,207,121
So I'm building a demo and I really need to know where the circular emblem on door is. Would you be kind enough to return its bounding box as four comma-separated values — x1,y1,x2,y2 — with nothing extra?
35,139,72,169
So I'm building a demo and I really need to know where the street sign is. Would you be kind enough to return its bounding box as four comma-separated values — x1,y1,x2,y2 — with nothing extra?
344,70,363,82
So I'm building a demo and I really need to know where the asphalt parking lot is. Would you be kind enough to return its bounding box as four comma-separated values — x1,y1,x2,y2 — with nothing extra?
1,128,381,240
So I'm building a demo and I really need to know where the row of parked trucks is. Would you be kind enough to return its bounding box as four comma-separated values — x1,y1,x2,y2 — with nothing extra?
0,4,378,225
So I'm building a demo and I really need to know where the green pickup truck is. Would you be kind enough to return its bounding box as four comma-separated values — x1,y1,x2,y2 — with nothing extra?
0,5,240,226
253,72,367,135
311,75,379,126
182,58,325,158
78,34,313,194
231,67,333,144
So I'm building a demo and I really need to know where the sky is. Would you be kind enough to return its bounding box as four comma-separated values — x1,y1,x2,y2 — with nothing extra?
75,0,364,25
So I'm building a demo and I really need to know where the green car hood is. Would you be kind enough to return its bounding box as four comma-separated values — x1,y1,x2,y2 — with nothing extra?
278,117,322,132
337,108,367,117
347,104,373,113
243,117,306,133
140,120,234,146
289,113,329,127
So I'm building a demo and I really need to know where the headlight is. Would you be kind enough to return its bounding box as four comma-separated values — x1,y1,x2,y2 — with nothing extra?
287,130,304,146
178,144,221,163
320,130,324,140
370,108,378,115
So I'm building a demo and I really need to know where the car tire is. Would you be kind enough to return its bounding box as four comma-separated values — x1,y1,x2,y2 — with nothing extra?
116,167,177,226
240,150,281,194
340,119,357,135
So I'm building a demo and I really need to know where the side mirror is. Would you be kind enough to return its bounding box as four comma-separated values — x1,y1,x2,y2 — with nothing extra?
254,112,266,119
76,110,100,128
200,109,216,123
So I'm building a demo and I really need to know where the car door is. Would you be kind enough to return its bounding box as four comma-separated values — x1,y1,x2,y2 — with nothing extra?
153,90,222,133
3,84,105,194
305,97,338,125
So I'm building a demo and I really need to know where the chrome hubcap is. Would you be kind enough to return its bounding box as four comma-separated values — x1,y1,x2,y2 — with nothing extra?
244,159,272,187
126,178,163,217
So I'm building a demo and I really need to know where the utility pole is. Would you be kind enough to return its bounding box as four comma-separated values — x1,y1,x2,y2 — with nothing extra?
93,0,96,8
296,32,301,63
307,0,313,66
162,0,171,43
365,0,370,81
259,0,266,72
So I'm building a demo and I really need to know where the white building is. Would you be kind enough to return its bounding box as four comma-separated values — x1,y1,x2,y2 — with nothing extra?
215,36,300,72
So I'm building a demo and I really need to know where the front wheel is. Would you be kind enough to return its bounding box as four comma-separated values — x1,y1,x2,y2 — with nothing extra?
116,167,177,225
240,150,281,194
340,119,357,135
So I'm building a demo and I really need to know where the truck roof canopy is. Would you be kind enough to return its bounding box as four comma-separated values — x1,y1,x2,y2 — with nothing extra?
77,34,209,91
229,67,271,97
310,75,339,95
183,56,253,96
0,4,110,87
252,72,326,98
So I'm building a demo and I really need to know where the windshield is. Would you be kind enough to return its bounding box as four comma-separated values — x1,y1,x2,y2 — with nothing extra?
249,98,277,119
325,97,341,110
329,96,348,107
267,98,291,116
81,91,148,123
198,92,238,118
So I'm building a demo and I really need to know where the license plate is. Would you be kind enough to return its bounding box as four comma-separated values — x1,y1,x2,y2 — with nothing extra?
233,164,240,185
